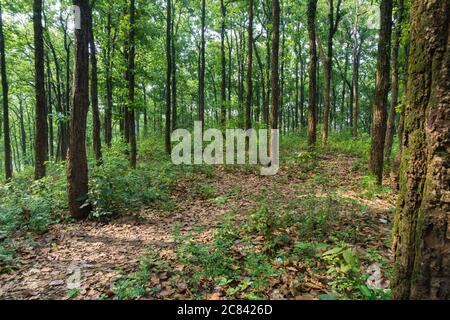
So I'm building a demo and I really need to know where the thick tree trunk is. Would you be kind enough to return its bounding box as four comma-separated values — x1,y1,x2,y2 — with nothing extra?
88,4,102,163
0,1,12,180
67,0,91,219
34,0,48,180
307,0,318,146
369,0,393,184
392,0,450,300
384,0,404,162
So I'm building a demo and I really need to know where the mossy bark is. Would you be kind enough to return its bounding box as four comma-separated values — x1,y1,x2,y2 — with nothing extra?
392,0,450,300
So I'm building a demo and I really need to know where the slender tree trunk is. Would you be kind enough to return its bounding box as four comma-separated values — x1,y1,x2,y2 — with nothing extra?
0,1,12,179
307,0,318,146
271,0,280,133
392,0,450,300
67,0,91,219
128,0,137,168
45,52,54,161
246,0,253,131
352,0,360,137
88,3,102,163
104,12,113,147
171,0,177,131
61,11,70,158
220,0,227,127
18,100,27,163
34,0,48,180
384,0,404,162
165,0,172,154
369,0,393,184
199,0,206,129
322,0,342,145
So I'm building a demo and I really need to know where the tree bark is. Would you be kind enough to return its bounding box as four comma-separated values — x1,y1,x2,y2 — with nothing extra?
0,0,12,180
307,0,318,146
67,0,91,219
369,0,393,184
34,0,48,180
392,0,450,300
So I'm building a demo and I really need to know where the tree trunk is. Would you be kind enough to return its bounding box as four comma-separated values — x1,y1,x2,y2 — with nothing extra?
307,0,318,146
271,0,280,132
171,0,177,131
384,0,404,162
369,0,393,184
246,0,253,131
220,0,226,127
322,0,342,145
392,0,450,300
352,0,360,137
104,12,113,147
199,0,206,129
34,0,48,180
67,0,91,219
165,0,172,154
88,3,102,163
128,0,137,168
0,1,12,179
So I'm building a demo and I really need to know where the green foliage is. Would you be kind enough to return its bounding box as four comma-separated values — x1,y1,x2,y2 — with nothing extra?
88,142,173,218
359,174,392,200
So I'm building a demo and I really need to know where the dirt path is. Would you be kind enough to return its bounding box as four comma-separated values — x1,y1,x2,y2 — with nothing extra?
0,153,395,300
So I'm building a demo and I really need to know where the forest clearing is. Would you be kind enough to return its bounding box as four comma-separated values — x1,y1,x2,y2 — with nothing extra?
0,0,449,302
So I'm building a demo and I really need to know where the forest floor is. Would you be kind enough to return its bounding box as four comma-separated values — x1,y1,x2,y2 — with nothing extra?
0,146,397,300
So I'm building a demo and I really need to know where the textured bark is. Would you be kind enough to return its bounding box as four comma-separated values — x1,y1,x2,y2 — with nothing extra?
67,0,91,219
271,0,280,131
392,0,450,300
246,0,253,131
88,4,102,163
165,0,172,154
34,0,48,180
307,0,317,146
369,0,393,184
0,0,12,180
385,0,404,162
